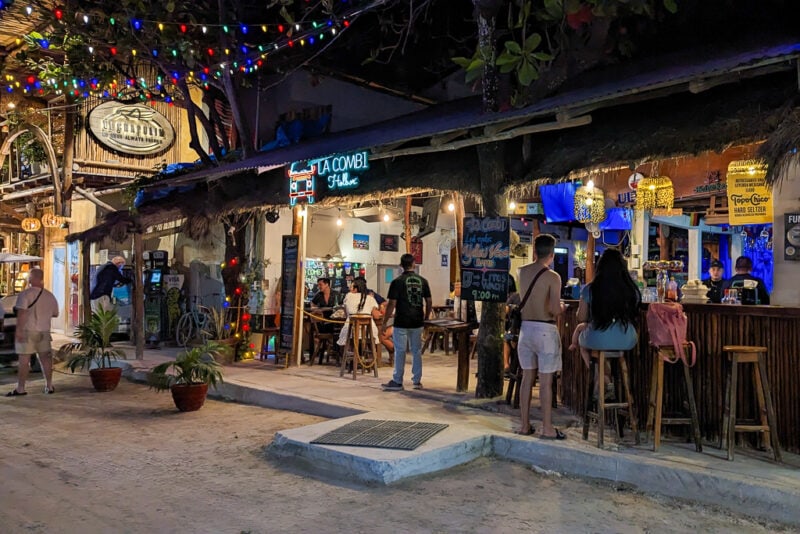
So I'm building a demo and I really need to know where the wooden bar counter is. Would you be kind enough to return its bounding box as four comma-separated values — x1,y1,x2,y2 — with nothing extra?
558,301,800,454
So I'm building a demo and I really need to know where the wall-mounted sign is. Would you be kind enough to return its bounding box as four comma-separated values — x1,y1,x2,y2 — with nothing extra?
726,166,773,225
287,151,370,204
512,202,544,215
460,216,510,302
618,191,637,205
785,213,800,261
88,101,175,155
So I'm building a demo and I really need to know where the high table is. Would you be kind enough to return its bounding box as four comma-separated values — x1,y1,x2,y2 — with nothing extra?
424,318,473,392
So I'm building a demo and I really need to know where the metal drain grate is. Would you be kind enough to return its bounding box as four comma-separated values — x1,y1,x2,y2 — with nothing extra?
311,419,449,450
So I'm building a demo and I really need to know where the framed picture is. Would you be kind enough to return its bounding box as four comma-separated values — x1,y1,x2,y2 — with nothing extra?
411,237,423,265
380,234,399,252
353,233,370,250
441,254,448,267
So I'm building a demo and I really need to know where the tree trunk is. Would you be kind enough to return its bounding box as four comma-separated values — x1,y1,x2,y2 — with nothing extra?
60,96,76,217
473,1,507,398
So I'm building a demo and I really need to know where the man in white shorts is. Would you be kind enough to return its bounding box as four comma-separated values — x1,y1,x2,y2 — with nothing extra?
516,234,566,439
7,268,59,396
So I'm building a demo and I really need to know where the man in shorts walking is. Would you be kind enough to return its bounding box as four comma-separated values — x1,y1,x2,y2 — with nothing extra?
7,268,60,396
516,234,566,438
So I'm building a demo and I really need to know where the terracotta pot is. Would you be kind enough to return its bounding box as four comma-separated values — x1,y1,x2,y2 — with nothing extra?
170,383,209,412
89,367,123,392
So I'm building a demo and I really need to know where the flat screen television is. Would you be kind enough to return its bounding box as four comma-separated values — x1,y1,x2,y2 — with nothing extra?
417,197,440,238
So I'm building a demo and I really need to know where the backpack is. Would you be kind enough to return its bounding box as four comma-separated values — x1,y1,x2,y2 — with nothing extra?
646,302,696,366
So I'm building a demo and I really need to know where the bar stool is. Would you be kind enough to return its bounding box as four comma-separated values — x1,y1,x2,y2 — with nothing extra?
721,345,781,462
422,325,449,354
340,315,379,380
582,350,639,448
646,344,702,452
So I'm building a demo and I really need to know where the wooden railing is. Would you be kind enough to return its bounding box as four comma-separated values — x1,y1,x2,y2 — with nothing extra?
558,301,800,454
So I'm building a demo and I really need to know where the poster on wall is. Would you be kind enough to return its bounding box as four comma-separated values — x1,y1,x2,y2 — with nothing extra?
441,254,448,267
353,234,370,250
460,216,510,302
411,237,423,265
726,161,773,225
785,213,800,261
279,235,299,352
380,234,399,252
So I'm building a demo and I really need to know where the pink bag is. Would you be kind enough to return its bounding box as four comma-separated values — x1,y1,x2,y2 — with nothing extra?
646,302,696,366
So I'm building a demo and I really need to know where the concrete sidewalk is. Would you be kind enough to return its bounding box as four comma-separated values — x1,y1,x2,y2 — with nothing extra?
109,340,800,527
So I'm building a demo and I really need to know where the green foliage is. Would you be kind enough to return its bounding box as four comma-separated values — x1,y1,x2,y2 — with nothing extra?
148,342,226,391
205,306,231,340
59,308,127,371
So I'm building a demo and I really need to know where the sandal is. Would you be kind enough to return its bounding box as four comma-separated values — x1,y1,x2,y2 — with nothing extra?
539,429,566,440
515,427,535,436
5,390,27,397
44,387,55,395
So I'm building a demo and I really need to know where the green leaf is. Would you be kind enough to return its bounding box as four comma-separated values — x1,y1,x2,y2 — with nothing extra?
166,1,175,12
532,51,554,61
496,51,521,67
466,58,485,72
30,31,44,40
518,60,538,86
543,0,564,19
663,0,678,14
452,56,472,69
465,67,483,84
523,33,542,53
504,40,522,55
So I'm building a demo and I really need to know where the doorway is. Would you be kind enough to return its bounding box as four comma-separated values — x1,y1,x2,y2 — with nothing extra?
377,264,399,300
51,246,66,333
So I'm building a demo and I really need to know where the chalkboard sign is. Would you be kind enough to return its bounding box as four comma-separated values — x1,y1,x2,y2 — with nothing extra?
280,235,299,351
460,216,510,302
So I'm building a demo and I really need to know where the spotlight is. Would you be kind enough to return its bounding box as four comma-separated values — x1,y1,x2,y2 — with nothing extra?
264,210,280,224
336,216,343,227
447,202,455,212
383,213,390,222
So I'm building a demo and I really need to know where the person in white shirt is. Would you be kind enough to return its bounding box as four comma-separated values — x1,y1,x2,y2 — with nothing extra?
337,277,380,347
7,268,59,396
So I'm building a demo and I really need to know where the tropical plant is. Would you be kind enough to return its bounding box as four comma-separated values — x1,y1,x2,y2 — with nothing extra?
59,308,127,372
148,341,226,392
205,306,232,340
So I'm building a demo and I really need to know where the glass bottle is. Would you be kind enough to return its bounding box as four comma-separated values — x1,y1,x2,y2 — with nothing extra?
656,270,668,303
667,276,678,301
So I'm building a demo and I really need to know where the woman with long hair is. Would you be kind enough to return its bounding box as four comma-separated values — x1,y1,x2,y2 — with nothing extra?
573,248,641,369
337,277,380,347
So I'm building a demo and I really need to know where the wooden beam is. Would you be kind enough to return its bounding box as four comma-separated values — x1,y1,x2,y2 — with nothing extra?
81,242,91,325
430,129,469,147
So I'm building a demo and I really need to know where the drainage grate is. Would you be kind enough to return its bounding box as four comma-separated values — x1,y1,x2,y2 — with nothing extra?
311,419,449,451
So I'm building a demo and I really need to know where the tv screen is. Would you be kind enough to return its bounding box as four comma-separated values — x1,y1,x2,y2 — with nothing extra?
539,182,577,223
418,197,440,238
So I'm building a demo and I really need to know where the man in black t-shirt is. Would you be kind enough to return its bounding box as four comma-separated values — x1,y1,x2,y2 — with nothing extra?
702,259,726,303
380,254,431,391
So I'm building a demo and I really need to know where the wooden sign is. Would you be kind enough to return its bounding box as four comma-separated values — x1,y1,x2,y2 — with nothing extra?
88,101,175,155
460,216,510,302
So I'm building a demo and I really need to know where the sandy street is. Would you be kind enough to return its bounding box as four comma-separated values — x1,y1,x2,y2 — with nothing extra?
0,372,793,534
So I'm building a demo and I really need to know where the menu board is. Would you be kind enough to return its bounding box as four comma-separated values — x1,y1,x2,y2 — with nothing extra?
279,235,299,351
460,216,510,302
304,260,366,303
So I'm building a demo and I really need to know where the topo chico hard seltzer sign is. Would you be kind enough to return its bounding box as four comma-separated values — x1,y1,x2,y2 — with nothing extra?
88,101,175,156
726,160,773,225
460,216,510,302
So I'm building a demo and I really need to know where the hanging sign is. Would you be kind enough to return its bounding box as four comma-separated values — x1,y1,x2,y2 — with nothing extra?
460,216,510,302
287,151,369,203
618,191,637,205
785,213,800,261
88,101,175,155
726,162,773,225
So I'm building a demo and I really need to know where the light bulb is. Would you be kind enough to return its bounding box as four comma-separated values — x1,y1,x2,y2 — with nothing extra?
649,184,656,191
447,202,455,212
336,216,343,227
299,207,307,217
585,198,593,206
508,201,516,210
586,179,595,190
383,213,390,222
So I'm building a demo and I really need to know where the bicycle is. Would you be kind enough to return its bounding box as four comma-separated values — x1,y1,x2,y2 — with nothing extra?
175,303,214,347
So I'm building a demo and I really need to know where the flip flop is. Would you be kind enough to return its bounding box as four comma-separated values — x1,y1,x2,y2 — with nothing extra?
539,429,566,440
5,390,27,397
515,427,535,436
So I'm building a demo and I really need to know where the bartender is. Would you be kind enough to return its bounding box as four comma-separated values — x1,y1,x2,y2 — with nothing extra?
702,259,726,303
722,256,770,305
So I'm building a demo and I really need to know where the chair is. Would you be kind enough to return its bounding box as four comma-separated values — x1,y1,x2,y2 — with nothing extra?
645,343,702,452
720,345,781,462
422,325,449,354
308,316,338,366
582,350,640,448
339,315,379,380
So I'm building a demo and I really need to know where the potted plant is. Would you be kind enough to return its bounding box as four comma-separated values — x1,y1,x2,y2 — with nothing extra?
205,306,238,363
148,341,225,412
59,308,127,392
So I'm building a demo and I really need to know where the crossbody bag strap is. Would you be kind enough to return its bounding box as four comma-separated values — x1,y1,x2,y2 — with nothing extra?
518,268,548,311
27,288,44,309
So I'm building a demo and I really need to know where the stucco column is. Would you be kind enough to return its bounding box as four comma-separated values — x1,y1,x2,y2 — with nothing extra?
771,162,800,305
688,227,703,280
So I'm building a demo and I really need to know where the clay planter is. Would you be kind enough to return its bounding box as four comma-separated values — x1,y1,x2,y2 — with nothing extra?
89,367,123,392
170,383,209,412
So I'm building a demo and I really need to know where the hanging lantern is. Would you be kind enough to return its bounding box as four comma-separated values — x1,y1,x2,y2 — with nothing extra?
41,213,63,228
635,176,674,211
573,180,607,224
21,217,42,232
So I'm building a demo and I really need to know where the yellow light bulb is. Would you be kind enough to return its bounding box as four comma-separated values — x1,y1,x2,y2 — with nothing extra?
508,201,516,210
448,202,455,212
383,213,390,222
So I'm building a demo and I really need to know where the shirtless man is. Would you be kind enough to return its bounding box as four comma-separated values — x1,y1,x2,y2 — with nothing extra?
516,234,566,439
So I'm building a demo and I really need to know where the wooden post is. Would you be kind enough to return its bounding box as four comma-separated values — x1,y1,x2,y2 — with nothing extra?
60,96,76,217
81,241,91,324
405,197,412,254
659,224,669,261
290,205,306,367
133,232,145,360
454,193,464,284
586,234,596,283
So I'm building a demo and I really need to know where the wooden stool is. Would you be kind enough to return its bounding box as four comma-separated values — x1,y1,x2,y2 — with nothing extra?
646,344,702,452
721,345,781,462
340,315,379,380
422,326,449,354
582,350,639,448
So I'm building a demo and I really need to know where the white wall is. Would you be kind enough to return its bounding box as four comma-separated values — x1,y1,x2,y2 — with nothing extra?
772,162,800,306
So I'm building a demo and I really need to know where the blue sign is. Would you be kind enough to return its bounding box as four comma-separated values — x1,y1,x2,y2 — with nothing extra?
287,151,370,203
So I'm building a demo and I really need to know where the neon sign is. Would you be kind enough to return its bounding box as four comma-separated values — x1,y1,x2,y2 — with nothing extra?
287,163,316,206
287,151,369,203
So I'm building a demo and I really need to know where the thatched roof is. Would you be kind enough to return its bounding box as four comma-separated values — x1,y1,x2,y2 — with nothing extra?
757,106,800,186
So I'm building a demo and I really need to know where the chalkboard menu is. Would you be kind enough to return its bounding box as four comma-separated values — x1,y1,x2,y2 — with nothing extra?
280,235,299,351
460,216,510,302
